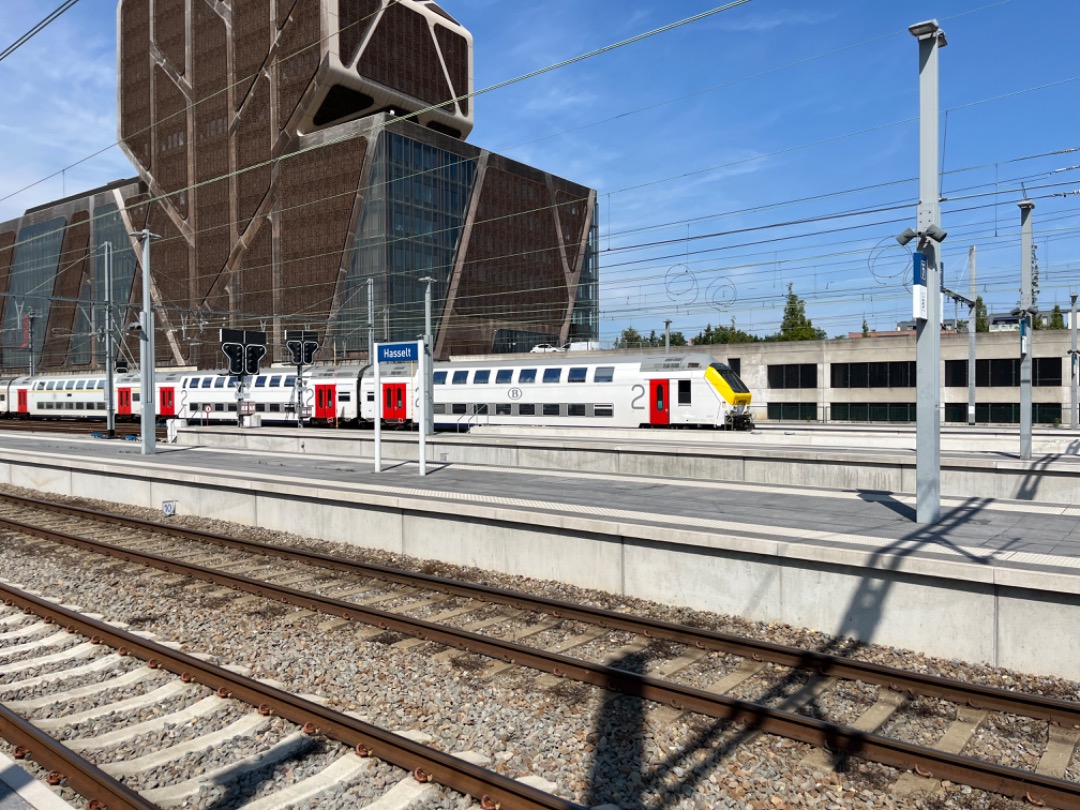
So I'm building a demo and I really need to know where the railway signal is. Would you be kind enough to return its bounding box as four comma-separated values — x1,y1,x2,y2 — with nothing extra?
286,330,320,366
245,343,266,376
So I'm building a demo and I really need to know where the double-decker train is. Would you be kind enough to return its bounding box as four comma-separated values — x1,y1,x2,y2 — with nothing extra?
0,353,754,431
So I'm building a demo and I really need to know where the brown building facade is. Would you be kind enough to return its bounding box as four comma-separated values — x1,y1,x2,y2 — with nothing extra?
0,0,597,373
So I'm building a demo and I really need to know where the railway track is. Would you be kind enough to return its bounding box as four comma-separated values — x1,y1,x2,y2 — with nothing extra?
0,583,581,809
0,421,168,441
0,491,1078,807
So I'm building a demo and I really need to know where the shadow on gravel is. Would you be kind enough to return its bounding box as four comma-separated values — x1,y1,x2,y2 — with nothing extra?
583,496,1015,803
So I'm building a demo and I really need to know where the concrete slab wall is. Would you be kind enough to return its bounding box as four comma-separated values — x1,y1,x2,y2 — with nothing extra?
1,450,1077,678
178,426,1080,505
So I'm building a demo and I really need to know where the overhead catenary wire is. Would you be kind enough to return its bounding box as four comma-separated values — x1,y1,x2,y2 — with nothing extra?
0,0,80,64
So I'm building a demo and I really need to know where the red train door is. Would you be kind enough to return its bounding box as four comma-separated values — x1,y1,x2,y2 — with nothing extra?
383,383,406,422
117,388,132,416
314,385,336,420
17,389,27,414
159,387,175,417
648,379,670,426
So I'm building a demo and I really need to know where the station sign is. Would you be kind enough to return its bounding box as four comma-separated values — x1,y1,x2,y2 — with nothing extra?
377,341,420,363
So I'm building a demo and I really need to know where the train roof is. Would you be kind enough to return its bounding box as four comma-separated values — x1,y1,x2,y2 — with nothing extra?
435,352,723,370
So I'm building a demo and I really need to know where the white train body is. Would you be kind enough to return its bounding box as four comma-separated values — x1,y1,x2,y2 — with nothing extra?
354,352,753,430
0,352,754,431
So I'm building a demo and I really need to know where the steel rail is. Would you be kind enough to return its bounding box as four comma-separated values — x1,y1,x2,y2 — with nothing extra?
3,516,1080,807
6,492,1080,727
0,581,584,810
0,701,160,810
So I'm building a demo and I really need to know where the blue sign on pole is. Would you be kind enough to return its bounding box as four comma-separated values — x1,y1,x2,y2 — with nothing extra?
377,341,420,363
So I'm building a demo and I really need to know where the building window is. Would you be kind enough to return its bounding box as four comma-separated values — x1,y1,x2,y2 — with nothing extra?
830,402,916,422
831,362,915,388
767,403,817,421
946,358,1063,388
768,364,817,389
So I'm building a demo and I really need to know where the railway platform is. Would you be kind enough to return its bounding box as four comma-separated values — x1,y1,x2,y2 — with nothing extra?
0,428,1077,680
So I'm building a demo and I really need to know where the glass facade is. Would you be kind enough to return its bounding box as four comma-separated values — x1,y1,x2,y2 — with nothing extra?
92,204,140,368
569,203,600,342
336,131,476,353
2,217,66,371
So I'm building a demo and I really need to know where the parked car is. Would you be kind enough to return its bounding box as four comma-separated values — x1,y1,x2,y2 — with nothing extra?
529,344,565,353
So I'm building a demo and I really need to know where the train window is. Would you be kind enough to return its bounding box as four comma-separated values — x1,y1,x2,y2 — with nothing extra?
215,403,225,411
339,392,351,402
519,369,537,384
568,367,587,383
452,370,469,384
568,403,586,416
202,378,213,388
678,379,691,405
215,378,226,388
269,404,281,412
518,403,536,416
46,382,56,390
594,404,614,418
367,392,374,401
496,369,513,384
594,367,615,383
543,369,561,384
76,381,86,390
434,404,447,414
270,376,282,387
133,393,141,402
34,382,43,390
434,371,447,385
256,404,266,412
228,377,239,387
474,370,491,384
255,376,267,388
65,381,76,390
227,403,237,412
496,403,511,415
452,403,467,414
285,376,296,387
543,403,560,416
476,404,489,414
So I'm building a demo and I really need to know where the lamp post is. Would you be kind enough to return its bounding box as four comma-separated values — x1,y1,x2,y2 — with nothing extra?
1018,200,1035,460
419,275,435,435
1071,293,1078,430
101,241,116,438
907,19,948,524
131,229,160,455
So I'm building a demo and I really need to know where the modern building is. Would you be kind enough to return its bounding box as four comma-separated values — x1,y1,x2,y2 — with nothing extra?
718,329,1076,425
0,0,598,374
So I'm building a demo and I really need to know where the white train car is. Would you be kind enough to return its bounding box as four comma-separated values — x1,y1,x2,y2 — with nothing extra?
4,370,185,422
354,352,753,430
177,369,304,424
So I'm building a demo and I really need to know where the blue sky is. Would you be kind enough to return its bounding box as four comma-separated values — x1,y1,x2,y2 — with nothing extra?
1,0,1078,343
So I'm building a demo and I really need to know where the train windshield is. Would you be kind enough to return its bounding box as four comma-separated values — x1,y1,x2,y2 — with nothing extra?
709,363,749,393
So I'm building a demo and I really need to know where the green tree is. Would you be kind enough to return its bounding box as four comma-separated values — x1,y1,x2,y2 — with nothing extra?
775,283,826,341
669,330,688,347
975,296,989,332
693,319,758,345
1049,304,1066,329
862,319,870,337
615,326,643,348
